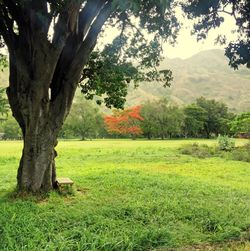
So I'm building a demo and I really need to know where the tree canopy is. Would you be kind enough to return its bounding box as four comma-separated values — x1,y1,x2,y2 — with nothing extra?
0,0,178,108
104,105,143,137
183,104,207,138
230,112,250,135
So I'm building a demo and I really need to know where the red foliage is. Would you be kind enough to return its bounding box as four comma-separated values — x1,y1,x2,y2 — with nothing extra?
104,106,144,136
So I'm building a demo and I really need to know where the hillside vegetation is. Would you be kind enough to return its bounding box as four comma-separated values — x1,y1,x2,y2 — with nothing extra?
126,49,250,112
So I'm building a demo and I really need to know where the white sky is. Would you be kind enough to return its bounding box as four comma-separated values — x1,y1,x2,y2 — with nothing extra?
100,9,238,60
163,13,237,59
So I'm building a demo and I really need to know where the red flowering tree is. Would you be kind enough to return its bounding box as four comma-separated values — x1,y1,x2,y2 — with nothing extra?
104,106,144,138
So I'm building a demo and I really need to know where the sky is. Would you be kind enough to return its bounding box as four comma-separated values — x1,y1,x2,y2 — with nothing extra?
100,9,238,60
162,13,237,59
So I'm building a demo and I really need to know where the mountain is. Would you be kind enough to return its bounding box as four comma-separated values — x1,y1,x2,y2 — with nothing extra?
126,49,250,112
1,49,250,112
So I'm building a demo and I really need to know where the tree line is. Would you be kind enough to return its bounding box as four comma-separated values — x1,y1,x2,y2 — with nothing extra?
105,97,239,140
140,97,235,139
1,95,250,140
64,97,250,140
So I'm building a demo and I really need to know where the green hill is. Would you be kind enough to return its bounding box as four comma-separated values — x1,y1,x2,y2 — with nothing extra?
126,49,250,112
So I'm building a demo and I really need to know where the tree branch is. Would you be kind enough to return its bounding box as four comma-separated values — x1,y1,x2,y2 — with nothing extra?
2,0,24,29
72,0,113,71
0,5,16,50
52,1,82,50
78,0,105,41
49,1,113,128
29,0,50,35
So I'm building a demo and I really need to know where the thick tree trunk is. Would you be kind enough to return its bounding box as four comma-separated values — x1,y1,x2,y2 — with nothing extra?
17,131,58,192
7,58,74,193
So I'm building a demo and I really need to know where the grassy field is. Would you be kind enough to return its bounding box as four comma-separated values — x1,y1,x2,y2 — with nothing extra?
0,139,249,250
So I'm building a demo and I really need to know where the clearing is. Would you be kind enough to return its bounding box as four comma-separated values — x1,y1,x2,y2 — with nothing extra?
0,139,249,250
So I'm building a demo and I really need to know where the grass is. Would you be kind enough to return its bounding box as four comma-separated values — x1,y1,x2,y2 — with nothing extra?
0,139,249,250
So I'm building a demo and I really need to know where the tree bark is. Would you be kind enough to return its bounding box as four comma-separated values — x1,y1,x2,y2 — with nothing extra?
16,126,59,191
7,51,74,192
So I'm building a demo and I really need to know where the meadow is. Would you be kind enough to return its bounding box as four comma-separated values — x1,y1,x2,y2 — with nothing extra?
0,139,249,250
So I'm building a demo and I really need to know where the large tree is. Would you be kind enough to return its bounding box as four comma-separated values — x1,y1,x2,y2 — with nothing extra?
0,0,178,192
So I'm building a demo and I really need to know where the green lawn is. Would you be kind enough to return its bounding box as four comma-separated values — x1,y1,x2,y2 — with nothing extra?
0,139,249,250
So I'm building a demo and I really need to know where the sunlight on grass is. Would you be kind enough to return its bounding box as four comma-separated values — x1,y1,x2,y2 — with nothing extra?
0,139,249,250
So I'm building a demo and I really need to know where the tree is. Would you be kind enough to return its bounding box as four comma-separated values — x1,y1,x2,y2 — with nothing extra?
230,112,250,136
104,106,144,138
154,99,184,139
0,87,8,121
62,99,103,140
140,101,159,140
181,0,250,69
0,40,8,122
0,0,179,192
196,97,232,138
183,104,207,138
141,99,185,139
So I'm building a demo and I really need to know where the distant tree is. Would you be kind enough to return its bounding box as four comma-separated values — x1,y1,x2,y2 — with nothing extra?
183,104,207,138
141,99,185,139
61,99,103,140
196,97,232,138
3,117,22,139
0,37,7,70
0,40,8,122
230,112,250,136
141,101,159,140
104,106,144,139
150,99,184,139
0,88,8,122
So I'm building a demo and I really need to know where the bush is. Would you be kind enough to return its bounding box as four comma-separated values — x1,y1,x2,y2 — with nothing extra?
217,135,235,151
180,143,215,159
231,142,250,163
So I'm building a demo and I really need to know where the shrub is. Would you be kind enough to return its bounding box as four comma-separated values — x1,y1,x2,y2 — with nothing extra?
180,143,215,159
231,141,250,163
217,135,235,151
